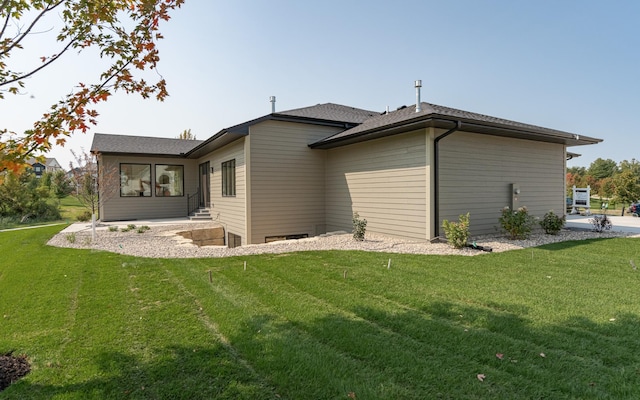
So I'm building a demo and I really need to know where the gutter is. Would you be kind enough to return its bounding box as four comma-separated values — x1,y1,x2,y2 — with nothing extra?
432,120,462,241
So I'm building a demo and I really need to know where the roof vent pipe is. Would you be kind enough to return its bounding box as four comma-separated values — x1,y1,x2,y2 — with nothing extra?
270,96,276,113
415,80,422,112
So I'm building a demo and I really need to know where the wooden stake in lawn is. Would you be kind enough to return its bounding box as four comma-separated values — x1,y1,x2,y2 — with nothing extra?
343,270,347,279
244,261,247,271
388,258,392,269
208,270,212,283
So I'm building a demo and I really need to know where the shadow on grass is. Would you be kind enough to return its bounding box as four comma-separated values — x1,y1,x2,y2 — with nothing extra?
532,236,628,252
225,301,640,399
5,303,640,399
3,345,278,400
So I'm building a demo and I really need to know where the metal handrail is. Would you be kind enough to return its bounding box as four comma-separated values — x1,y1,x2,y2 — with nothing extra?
187,187,200,216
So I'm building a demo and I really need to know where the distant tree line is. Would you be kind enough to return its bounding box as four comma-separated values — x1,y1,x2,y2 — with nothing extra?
567,158,640,215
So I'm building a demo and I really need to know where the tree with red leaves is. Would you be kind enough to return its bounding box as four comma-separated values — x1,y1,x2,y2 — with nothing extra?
0,0,184,171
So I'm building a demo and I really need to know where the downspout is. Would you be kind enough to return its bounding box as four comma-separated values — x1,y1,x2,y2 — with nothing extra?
432,120,462,241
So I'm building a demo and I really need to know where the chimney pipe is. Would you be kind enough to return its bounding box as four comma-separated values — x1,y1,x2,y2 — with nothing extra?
415,80,422,112
270,96,276,113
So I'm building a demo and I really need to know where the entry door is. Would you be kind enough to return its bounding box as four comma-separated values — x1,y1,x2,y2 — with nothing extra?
199,162,211,208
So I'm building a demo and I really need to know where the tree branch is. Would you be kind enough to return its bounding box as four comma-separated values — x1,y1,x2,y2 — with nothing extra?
0,1,64,57
0,0,12,41
0,33,80,87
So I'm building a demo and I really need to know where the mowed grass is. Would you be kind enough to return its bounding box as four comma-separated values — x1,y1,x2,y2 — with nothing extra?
57,196,87,222
2,227,640,399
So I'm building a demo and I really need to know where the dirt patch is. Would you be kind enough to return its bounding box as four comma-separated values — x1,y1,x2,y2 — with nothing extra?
177,227,225,247
0,351,30,392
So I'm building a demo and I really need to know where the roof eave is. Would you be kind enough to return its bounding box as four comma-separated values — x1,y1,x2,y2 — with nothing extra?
310,114,602,149
94,151,188,158
186,113,360,158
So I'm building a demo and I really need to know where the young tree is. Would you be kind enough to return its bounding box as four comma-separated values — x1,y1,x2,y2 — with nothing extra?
69,149,118,239
0,0,184,171
177,128,196,140
600,177,615,201
51,170,73,198
613,170,640,216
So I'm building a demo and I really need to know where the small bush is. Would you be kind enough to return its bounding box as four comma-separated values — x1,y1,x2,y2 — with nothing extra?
121,224,137,233
590,214,612,233
352,212,367,241
108,226,118,232
136,226,151,234
65,233,76,243
76,211,92,222
442,213,470,249
539,210,565,235
499,206,536,240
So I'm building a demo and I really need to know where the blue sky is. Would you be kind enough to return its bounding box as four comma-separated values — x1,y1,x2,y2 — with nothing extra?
4,1,640,169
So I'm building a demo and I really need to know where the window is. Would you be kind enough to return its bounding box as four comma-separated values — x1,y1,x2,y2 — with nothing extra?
222,159,236,197
155,165,184,197
120,164,151,197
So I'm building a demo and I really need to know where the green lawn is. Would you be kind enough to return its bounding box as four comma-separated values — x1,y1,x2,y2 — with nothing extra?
2,227,640,399
57,196,88,222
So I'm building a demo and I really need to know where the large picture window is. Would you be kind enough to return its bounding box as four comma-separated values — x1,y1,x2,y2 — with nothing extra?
120,164,151,197
155,165,184,197
222,159,236,197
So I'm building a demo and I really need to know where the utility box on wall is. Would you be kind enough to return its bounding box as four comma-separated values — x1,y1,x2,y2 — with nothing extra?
510,183,521,210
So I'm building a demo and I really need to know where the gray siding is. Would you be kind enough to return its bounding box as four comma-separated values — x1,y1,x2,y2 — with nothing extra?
198,139,247,243
98,155,198,221
248,120,341,244
325,131,428,240
438,131,565,235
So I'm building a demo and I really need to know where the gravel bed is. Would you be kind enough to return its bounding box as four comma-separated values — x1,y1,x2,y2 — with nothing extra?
46,223,638,258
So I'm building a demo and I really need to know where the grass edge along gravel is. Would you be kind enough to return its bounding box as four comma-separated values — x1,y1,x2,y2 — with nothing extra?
2,226,640,398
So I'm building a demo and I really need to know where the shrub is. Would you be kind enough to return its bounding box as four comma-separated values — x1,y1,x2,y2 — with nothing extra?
65,233,76,243
499,206,536,239
442,213,470,249
352,212,367,241
120,224,137,233
539,210,565,235
136,226,151,234
76,211,92,222
590,214,612,233
108,226,118,232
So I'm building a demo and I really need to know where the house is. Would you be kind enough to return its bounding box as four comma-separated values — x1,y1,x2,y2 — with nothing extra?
91,91,601,246
28,157,63,178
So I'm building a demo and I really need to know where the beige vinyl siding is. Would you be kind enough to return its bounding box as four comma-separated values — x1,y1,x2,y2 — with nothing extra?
98,155,198,221
325,131,428,240
199,139,247,243
438,131,565,235
248,120,341,244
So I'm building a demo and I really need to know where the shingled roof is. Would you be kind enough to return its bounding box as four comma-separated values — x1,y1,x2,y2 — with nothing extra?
91,101,601,157
92,133,203,157
275,103,378,124
310,102,602,149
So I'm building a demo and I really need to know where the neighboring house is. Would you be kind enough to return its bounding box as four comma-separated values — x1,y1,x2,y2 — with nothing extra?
28,157,63,178
91,97,601,245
